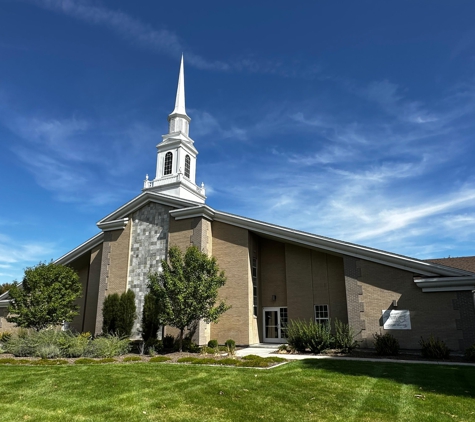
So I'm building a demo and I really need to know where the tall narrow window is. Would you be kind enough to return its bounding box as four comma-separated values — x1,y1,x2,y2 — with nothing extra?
164,152,173,175
184,155,191,178
252,256,258,317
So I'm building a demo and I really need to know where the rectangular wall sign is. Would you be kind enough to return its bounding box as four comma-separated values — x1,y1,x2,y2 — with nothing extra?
382,309,411,330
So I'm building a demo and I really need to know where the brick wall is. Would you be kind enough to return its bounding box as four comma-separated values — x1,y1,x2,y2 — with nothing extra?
356,259,464,350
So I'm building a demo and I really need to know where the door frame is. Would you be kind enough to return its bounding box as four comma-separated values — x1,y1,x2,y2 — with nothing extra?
262,306,287,343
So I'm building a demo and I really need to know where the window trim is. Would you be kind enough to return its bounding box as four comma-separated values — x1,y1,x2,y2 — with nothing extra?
314,304,329,324
164,152,173,175
184,154,191,178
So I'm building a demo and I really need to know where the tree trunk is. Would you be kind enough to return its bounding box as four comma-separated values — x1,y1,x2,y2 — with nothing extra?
179,328,184,352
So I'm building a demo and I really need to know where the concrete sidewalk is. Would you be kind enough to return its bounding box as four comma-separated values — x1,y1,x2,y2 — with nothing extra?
235,346,475,367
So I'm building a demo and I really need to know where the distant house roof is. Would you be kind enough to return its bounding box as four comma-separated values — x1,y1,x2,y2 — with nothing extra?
425,256,475,274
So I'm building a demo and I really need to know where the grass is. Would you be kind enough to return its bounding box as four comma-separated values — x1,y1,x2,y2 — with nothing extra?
0,359,474,421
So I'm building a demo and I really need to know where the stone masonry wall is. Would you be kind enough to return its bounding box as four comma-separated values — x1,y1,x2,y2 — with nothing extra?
128,203,171,336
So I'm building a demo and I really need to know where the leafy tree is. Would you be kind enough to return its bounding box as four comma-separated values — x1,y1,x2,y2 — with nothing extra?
141,292,163,342
7,262,81,331
148,245,229,351
102,290,136,337
0,282,13,295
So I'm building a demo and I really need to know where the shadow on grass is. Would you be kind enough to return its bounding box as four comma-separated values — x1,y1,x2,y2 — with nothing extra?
297,358,475,399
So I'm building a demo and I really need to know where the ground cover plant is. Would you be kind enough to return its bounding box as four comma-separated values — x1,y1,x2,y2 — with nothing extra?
0,359,474,421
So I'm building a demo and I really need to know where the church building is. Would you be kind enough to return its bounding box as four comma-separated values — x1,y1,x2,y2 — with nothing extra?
1,57,475,351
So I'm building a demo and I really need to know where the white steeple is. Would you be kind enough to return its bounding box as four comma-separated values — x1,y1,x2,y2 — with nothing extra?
143,56,206,203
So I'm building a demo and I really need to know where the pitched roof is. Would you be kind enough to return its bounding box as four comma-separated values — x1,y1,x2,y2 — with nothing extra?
425,256,475,274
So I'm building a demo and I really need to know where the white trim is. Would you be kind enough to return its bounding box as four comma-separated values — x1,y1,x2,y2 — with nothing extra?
168,205,473,279
54,232,104,266
0,299,10,308
97,218,129,232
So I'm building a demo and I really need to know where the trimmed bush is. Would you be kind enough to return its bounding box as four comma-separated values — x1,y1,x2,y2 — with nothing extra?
149,356,171,363
117,290,136,338
123,356,142,362
420,335,450,360
373,333,399,356
30,359,68,366
141,292,162,343
74,358,98,365
216,358,238,366
465,344,475,362
102,293,120,335
225,339,236,355
334,319,359,353
177,357,199,363
207,339,218,348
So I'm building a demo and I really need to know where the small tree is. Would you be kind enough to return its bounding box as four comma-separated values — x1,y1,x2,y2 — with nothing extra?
117,289,136,337
102,293,120,335
0,282,13,295
148,245,229,351
141,292,163,343
7,262,81,331
102,290,136,337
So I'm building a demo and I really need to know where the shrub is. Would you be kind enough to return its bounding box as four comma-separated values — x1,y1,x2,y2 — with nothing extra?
59,331,90,358
181,337,200,353
207,339,218,349
373,333,399,356
277,344,290,353
215,358,238,366
141,292,163,343
149,356,171,363
123,356,142,362
334,319,359,353
177,357,199,363
74,358,98,365
241,354,262,361
4,332,36,357
225,339,236,355
465,344,475,362
102,293,120,335
420,335,450,360
163,334,175,350
287,319,334,354
31,359,68,366
0,332,12,343
117,290,136,338
36,344,62,359
86,335,130,358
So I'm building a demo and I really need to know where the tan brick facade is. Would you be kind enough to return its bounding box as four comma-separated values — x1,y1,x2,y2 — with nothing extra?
351,259,463,350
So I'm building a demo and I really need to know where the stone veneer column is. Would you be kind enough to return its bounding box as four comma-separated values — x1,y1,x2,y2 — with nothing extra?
127,203,171,337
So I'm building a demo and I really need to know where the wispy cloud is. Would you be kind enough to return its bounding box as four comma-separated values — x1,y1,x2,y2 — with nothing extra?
25,0,321,77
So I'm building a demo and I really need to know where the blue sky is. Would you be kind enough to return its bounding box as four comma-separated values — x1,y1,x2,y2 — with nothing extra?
1,0,475,285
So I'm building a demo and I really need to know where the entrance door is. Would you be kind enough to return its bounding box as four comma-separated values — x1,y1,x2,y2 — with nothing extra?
263,307,288,343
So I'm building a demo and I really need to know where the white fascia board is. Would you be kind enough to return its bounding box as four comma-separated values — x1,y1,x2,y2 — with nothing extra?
97,192,200,225
169,205,470,278
414,276,475,292
170,205,215,221
97,218,129,232
54,232,104,266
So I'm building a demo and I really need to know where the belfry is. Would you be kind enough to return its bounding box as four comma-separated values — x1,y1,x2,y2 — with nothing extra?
143,55,206,203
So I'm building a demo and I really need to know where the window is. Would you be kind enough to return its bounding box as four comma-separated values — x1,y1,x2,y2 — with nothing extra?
184,155,191,178
314,305,329,324
164,152,173,175
252,256,258,317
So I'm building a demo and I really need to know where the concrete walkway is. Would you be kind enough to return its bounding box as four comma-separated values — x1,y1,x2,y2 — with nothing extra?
235,346,475,367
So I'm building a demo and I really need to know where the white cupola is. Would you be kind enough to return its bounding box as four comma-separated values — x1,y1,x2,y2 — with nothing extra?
143,55,206,203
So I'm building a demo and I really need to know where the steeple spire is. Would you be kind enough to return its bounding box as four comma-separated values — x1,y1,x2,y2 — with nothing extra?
168,55,191,136
143,56,205,203
171,54,188,117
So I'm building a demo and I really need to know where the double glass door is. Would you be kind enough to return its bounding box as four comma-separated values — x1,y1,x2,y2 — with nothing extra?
263,307,288,343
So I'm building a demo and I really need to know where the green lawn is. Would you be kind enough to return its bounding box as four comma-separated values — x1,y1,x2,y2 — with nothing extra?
0,359,474,421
